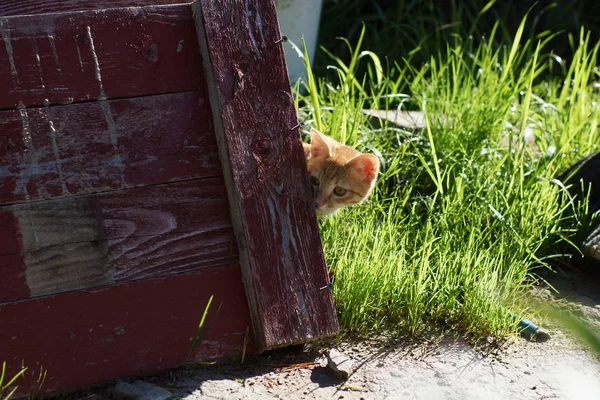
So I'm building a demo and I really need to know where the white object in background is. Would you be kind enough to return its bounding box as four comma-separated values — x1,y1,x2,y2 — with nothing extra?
275,0,323,85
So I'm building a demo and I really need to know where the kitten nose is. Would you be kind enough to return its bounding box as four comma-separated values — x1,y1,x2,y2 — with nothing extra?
314,203,319,209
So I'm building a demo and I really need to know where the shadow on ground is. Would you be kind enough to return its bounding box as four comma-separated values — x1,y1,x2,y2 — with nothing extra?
537,258,600,333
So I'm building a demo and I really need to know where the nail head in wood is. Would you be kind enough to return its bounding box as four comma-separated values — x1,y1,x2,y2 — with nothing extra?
274,35,288,44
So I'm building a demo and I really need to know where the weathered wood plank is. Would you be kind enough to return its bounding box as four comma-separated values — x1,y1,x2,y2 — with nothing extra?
0,255,30,299
0,91,219,204
0,3,202,109
0,265,253,395
193,0,339,350
0,1,193,17
0,211,31,299
0,179,233,255
0,178,238,302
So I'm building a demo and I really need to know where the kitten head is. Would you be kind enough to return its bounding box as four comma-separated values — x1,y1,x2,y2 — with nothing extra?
305,128,379,217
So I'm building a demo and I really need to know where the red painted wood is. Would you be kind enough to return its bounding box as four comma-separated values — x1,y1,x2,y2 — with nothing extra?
0,91,219,204
194,0,339,350
0,265,253,395
0,254,29,301
0,1,192,17
0,178,238,302
0,4,202,109
0,208,21,255
0,211,30,300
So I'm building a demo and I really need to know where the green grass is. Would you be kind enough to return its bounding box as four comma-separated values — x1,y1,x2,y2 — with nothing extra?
0,362,26,400
293,13,599,340
0,362,45,400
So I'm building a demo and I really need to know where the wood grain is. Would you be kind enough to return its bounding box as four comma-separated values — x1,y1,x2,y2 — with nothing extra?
0,265,253,395
193,0,339,350
0,1,193,16
0,91,219,204
0,178,238,302
0,3,202,109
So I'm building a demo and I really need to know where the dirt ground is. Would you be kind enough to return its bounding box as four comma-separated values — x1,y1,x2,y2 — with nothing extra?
62,264,600,400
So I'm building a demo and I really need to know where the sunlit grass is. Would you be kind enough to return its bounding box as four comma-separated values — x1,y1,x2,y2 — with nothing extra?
0,362,45,400
293,17,599,340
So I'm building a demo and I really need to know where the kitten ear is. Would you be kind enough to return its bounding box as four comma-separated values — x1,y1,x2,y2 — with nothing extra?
346,154,380,184
309,128,331,158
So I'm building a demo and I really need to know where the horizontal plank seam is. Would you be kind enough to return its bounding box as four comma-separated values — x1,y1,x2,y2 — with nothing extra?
0,88,203,113
0,173,224,207
0,262,239,306
0,2,195,22
0,1,195,18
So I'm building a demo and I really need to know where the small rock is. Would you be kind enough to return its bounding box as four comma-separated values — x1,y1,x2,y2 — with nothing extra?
112,380,171,400
327,349,357,380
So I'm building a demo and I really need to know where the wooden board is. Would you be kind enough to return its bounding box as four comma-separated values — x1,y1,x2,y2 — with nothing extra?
0,1,192,16
0,265,253,395
1,2,339,396
193,0,339,350
0,178,238,302
0,3,202,109
0,91,219,204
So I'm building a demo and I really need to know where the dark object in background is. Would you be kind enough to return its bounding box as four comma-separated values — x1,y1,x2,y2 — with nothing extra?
317,0,600,77
559,151,600,260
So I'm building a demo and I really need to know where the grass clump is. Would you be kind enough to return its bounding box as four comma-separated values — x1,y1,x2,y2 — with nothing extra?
0,362,45,400
293,18,599,340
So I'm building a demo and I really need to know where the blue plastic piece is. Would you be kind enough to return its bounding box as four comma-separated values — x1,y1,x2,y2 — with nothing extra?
509,313,551,341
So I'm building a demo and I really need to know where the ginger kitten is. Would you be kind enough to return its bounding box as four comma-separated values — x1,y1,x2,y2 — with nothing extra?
303,128,380,217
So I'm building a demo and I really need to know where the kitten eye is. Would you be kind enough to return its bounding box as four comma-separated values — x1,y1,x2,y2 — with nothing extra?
311,176,320,187
333,186,347,196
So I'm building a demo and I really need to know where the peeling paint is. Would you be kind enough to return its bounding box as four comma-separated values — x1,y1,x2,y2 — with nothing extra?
255,7,265,45
98,100,125,185
16,108,39,246
244,0,260,55
75,39,84,72
48,120,69,196
177,39,184,53
86,26,106,100
32,41,45,89
1,18,20,85
48,35,61,71
18,108,35,156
